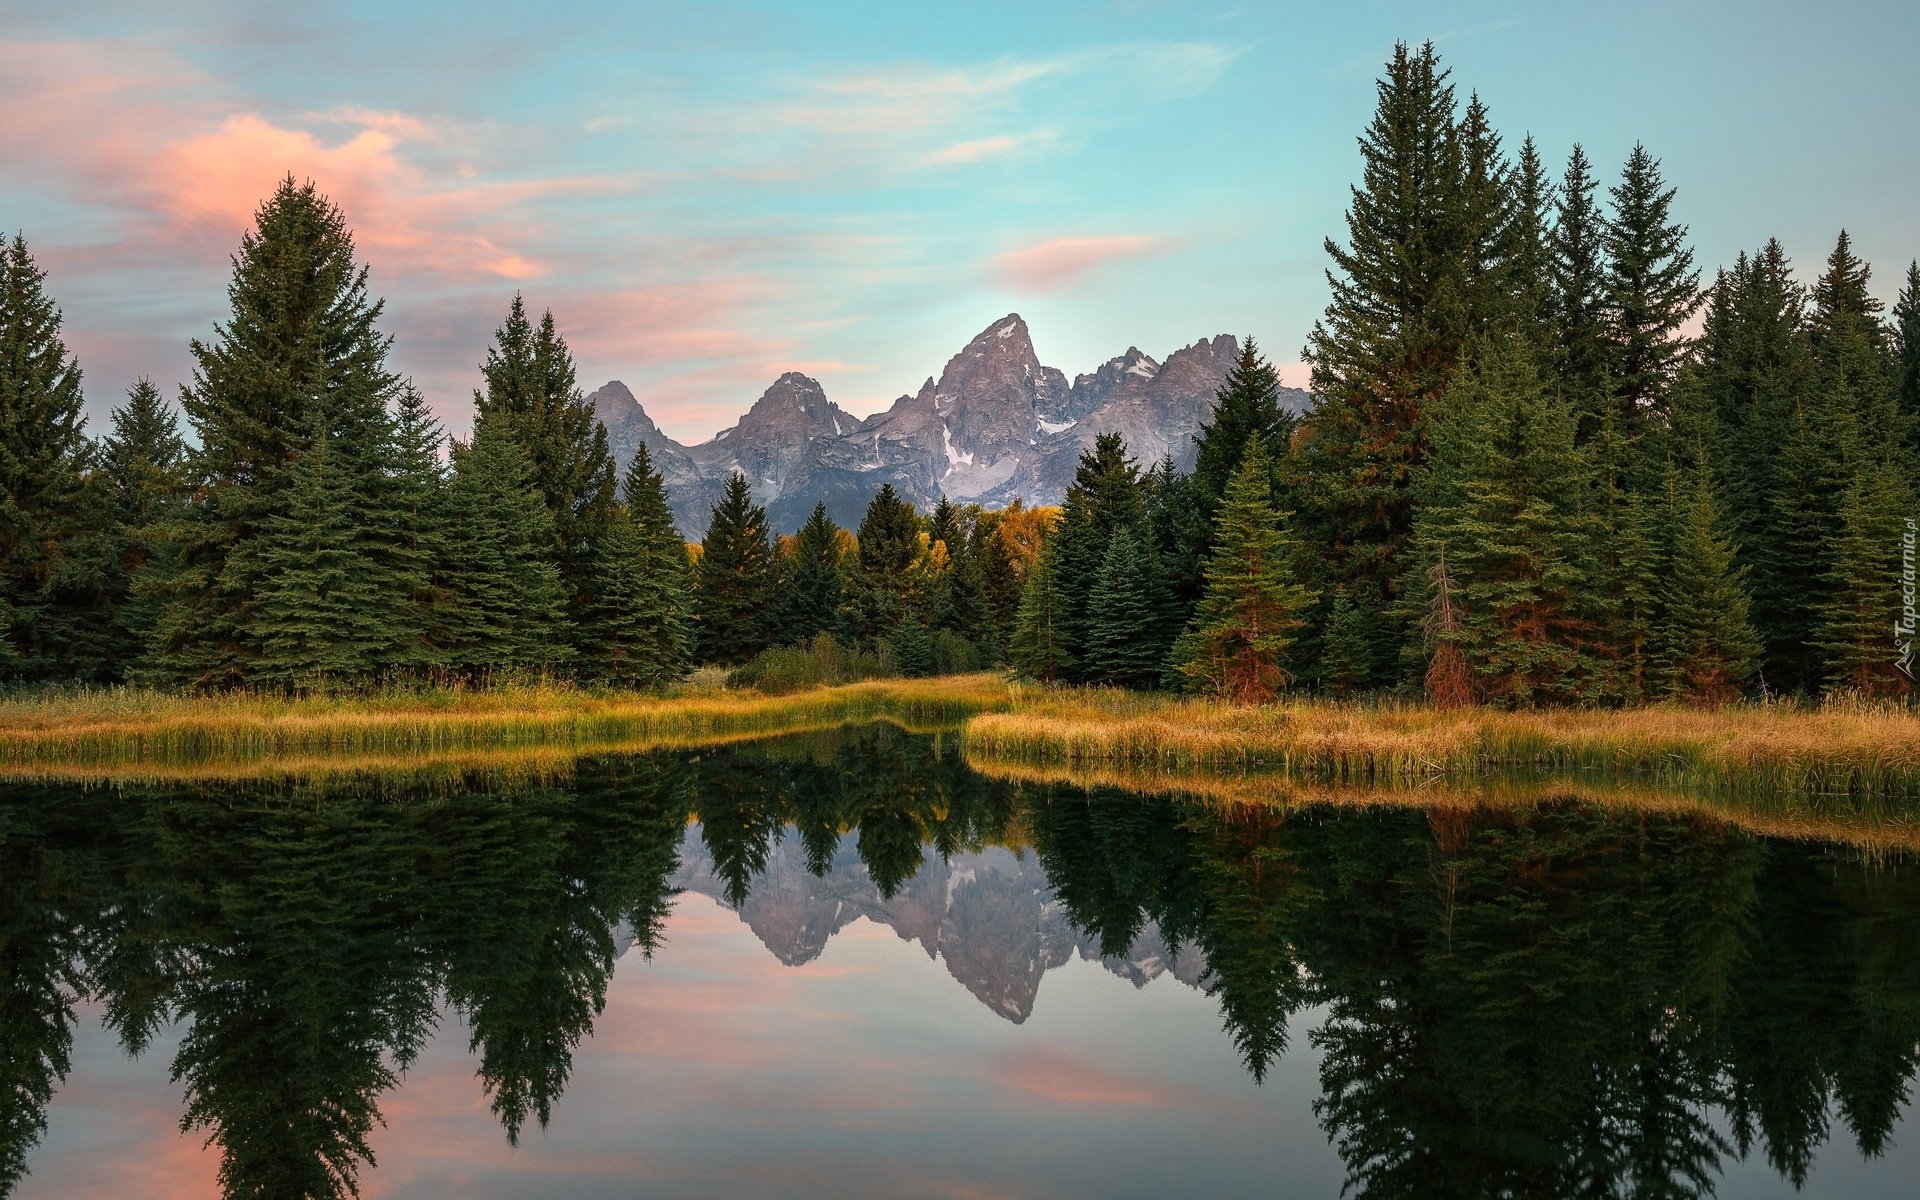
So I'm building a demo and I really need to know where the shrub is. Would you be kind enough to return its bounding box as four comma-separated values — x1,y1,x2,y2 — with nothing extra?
726,633,897,695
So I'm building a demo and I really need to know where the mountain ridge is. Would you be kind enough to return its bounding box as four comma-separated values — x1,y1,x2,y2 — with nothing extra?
590,314,1310,536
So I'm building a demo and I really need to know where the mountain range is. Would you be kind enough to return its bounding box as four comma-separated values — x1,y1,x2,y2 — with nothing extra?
668,825,1208,1023
589,314,1311,537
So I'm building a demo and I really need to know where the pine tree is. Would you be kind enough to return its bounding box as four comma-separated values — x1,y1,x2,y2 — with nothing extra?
1504,135,1555,334
1082,527,1167,689
890,619,934,678
473,296,617,655
1009,548,1073,683
444,415,570,677
249,405,388,688
1192,338,1296,510
1817,466,1914,697
1548,144,1615,442
1171,441,1315,702
840,484,922,650
1145,458,1214,632
1657,458,1760,703
1049,433,1146,680
0,234,97,679
1601,144,1700,430
1895,261,1920,460
1456,92,1519,338
380,382,452,672
1295,42,1470,675
155,178,407,689
1402,337,1601,706
784,501,844,645
101,378,189,673
585,444,691,685
694,472,775,664
1318,588,1372,699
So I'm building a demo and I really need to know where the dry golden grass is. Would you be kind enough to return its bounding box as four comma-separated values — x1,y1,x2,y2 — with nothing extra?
962,689,1920,796
968,754,1920,856
0,673,1015,781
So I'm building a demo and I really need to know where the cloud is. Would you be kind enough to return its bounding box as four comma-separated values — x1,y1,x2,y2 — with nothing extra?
916,128,1062,169
989,234,1172,293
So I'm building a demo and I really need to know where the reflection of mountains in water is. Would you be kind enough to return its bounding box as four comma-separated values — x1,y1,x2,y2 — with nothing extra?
672,824,1207,1022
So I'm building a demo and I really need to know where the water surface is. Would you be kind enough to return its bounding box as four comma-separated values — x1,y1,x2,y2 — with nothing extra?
5,724,1918,1198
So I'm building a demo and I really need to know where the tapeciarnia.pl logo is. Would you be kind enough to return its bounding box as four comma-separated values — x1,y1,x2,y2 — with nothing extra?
1898,517,1917,681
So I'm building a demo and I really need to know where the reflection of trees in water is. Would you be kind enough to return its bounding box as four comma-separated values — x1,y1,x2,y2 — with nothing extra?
3,731,1920,1199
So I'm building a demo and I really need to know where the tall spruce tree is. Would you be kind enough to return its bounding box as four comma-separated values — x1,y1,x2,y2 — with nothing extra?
694,472,775,664
1504,135,1555,335
0,234,97,680
1456,92,1519,339
1171,440,1315,703
784,501,844,644
1296,42,1470,679
1009,547,1073,683
1817,468,1914,697
382,382,452,672
444,415,570,677
840,483,922,650
1402,337,1603,706
1049,433,1146,681
1657,457,1760,703
1547,144,1615,441
248,405,388,688
101,377,189,673
155,178,409,689
1192,338,1296,511
585,444,691,685
1601,144,1700,431
1895,261,1920,459
1082,526,1169,689
473,296,617,655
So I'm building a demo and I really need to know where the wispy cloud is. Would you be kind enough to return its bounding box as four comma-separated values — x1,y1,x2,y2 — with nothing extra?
990,234,1173,293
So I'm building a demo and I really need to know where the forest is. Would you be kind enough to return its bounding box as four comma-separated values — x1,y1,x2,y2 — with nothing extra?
2,41,1916,708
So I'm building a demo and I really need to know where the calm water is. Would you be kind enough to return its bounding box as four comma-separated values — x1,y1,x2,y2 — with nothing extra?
4,725,1919,1199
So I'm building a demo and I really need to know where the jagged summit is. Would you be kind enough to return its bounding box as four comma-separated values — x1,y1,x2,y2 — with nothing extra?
586,315,1309,537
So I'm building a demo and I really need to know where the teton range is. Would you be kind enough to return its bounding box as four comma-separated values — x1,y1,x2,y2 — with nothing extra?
589,313,1309,536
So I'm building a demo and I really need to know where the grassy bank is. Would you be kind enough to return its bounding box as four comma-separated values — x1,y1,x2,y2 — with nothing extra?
962,690,1920,797
0,674,1014,780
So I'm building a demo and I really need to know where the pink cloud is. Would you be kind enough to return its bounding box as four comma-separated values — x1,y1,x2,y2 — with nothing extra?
989,234,1172,293
917,128,1061,168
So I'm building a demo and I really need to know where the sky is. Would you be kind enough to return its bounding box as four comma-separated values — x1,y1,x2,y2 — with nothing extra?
3,0,1917,443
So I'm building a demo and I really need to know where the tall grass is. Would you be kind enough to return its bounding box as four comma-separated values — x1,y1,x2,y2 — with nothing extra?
962,689,1920,798
0,674,1015,780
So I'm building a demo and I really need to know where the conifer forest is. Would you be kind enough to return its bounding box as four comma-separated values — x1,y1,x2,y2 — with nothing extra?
5,42,1916,709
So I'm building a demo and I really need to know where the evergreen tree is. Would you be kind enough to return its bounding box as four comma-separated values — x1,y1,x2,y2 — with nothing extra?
1456,92,1519,338
1296,42,1470,677
155,178,407,689
444,416,570,677
1082,527,1167,689
381,382,452,672
248,405,387,688
473,296,617,653
584,445,691,685
783,501,843,645
1894,261,1920,459
890,619,934,678
837,482,923,651
1504,135,1555,334
1402,338,1602,706
101,378,189,673
1817,468,1914,697
1192,338,1296,510
0,234,97,679
1318,588,1372,699
1548,144,1615,441
1049,433,1146,680
1145,458,1215,630
1658,459,1760,703
1601,144,1700,430
694,473,775,664
1171,441,1316,702
1420,546,1474,708
1009,548,1073,683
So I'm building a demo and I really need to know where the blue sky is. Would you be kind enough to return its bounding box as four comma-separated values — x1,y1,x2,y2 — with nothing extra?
3,0,1915,440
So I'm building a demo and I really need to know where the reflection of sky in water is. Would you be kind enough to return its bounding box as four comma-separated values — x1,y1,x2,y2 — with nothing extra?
25,882,1920,1200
